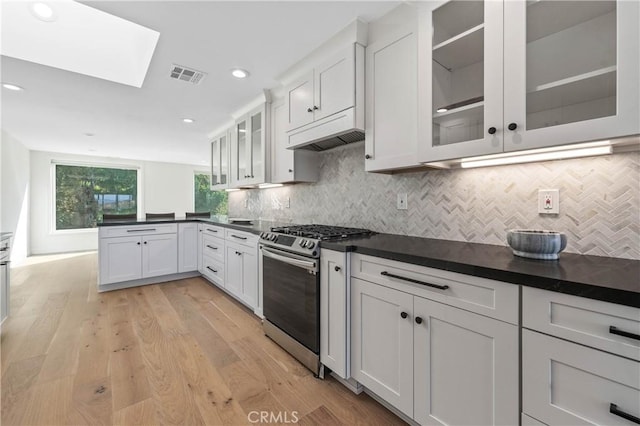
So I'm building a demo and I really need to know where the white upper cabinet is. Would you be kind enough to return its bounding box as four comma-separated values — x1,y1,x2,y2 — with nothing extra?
270,97,319,184
503,0,639,152
286,45,357,133
418,0,639,163
231,102,270,187
210,128,231,190
365,4,420,172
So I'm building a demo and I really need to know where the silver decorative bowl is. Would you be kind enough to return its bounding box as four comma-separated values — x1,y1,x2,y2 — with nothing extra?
506,229,567,260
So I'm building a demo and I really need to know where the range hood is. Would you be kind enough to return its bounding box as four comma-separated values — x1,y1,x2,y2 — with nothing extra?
287,106,364,151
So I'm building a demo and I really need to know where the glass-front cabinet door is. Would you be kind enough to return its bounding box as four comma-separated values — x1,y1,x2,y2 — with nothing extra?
418,0,504,163
503,0,639,151
210,130,229,191
231,102,268,187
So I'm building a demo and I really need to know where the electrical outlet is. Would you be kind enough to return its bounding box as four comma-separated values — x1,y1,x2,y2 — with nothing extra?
244,199,249,209
538,189,559,214
286,197,290,208
397,193,408,210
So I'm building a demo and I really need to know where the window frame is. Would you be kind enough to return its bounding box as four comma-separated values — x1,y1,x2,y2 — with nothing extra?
50,160,142,234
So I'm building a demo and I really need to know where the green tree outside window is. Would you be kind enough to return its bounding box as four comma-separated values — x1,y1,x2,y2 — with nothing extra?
55,164,138,230
194,174,228,215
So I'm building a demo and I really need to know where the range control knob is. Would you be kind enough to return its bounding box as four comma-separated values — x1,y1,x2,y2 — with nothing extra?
270,234,277,241
306,241,315,249
300,239,307,247
260,232,266,239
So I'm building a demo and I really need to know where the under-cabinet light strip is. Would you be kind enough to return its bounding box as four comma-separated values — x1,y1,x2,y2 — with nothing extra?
461,145,612,169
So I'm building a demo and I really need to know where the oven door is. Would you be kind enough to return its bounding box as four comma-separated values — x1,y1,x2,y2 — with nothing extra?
261,245,320,354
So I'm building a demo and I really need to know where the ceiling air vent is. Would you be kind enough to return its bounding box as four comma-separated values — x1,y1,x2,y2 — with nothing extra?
169,64,206,84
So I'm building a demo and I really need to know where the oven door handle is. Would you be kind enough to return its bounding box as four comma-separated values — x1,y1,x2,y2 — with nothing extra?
261,247,317,271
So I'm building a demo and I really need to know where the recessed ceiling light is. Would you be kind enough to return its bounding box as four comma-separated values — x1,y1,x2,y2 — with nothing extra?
84,132,95,137
231,68,249,79
183,118,194,123
2,83,24,91
29,2,57,22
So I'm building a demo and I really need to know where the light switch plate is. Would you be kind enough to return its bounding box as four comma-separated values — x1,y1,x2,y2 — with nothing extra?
538,189,559,214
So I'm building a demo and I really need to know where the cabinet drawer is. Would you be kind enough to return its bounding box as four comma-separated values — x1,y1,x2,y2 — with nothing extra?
523,287,640,361
200,224,224,237
202,234,225,262
225,229,258,247
350,253,518,324
99,223,177,238
202,255,224,287
523,329,640,426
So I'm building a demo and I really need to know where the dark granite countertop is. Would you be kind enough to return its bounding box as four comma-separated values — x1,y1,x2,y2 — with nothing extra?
322,233,640,308
97,216,287,236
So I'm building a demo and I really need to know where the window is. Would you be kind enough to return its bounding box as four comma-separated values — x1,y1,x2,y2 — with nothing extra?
194,173,228,215
55,164,138,230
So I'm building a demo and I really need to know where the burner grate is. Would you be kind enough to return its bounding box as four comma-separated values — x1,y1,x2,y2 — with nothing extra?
270,224,373,241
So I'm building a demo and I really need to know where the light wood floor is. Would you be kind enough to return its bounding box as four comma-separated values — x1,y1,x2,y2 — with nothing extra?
1,252,405,425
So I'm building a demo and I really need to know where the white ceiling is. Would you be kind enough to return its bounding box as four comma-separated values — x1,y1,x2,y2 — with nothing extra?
1,1,399,166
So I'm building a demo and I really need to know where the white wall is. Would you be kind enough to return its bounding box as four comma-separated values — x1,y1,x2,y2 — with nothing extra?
1,131,31,261
30,150,206,255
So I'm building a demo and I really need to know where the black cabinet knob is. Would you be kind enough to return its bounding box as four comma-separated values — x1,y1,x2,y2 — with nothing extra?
415,317,423,324
288,169,293,173
313,106,319,110
143,241,147,245
365,154,371,160
508,122,518,131
400,311,408,319
307,108,313,113
137,242,141,245
334,266,341,272
488,127,497,134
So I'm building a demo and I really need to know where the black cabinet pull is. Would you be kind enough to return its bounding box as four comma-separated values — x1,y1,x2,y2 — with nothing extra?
307,108,313,113
400,311,408,319
365,154,371,159
231,234,247,240
415,317,423,324
334,266,341,272
610,326,640,341
0,247,8,252
380,271,449,290
610,403,640,424
206,228,218,233
488,127,496,134
235,251,242,256
127,228,156,233
313,106,319,110
206,266,218,273
508,122,518,131
0,262,8,266
206,245,218,250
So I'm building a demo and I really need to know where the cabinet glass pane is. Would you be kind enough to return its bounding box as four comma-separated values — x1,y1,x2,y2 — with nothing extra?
432,0,484,146
526,1,616,130
211,139,219,185
251,112,262,179
237,121,246,180
220,135,227,185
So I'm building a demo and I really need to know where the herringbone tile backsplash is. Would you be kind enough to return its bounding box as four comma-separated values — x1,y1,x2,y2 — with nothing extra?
229,142,640,259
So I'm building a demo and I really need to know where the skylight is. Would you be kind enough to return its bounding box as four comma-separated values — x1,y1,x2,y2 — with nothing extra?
1,0,160,88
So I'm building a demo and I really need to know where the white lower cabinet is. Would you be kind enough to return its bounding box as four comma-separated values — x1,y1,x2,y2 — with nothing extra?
522,288,640,426
99,229,178,285
320,249,350,379
178,223,198,273
99,236,143,284
224,240,258,309
351,269,518,425
523,330,640,426
413,297,518,425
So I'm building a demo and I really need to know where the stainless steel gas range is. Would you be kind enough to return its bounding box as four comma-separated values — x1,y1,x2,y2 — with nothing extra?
259,224,372,377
